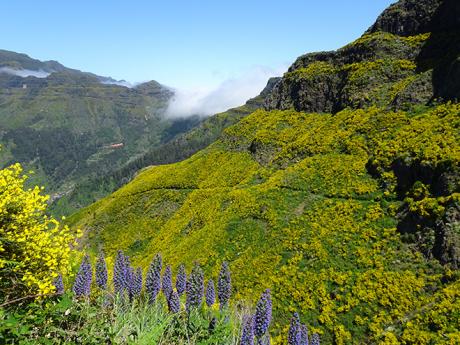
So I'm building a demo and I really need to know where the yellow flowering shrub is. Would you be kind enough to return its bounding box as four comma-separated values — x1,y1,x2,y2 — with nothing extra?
0,163,79,299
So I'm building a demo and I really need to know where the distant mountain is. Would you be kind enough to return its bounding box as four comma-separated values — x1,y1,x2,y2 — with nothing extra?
0,49,203,208
70,0,460,343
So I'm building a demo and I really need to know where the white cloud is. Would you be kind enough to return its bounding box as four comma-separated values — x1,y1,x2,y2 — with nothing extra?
0,67,50,78
165,65,287,118
100,79,136,88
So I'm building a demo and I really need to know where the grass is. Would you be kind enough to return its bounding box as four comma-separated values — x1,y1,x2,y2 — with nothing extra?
0,293,244,345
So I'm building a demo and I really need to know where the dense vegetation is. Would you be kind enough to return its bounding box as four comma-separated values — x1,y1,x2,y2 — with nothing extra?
50,81,275,216
0,163,77,299
0,50,204,214
1,0,459,343
70,102,460,343
67,1,460,342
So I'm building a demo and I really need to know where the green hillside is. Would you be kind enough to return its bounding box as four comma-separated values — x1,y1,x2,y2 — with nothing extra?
0,50,201,211
51,78,279,215
69,0,460,343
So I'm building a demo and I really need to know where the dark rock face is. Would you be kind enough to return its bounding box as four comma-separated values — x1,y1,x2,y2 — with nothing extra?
367,0,443,36
265,0,460,114
265,69,341,113
434,202,460,268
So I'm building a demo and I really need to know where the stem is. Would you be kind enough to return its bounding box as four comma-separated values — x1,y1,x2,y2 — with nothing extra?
0,293,57,307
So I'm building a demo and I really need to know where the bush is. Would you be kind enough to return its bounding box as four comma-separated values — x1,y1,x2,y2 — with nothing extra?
0,163,80,302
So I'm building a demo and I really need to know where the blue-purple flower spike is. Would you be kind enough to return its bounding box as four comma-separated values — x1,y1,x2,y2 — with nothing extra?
73,254,92,297
254,289,272,340
217,261,231,309
186,263,204,311
95,251,108,289
310,333,320,345
162,264,173,297
300,325,309,345
113,250,127,295
167,289,181,314
176,264,187,296
126,265,135,299
288,313,302,345
240,315,255,345
132,267,143,297
145,253,162,303
205,279,216,307
53,273,64,295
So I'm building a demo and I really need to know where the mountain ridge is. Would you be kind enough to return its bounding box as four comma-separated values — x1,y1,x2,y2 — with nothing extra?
0,49,206,212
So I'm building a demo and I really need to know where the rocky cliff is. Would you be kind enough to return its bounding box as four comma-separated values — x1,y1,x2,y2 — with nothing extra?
265,0,459,113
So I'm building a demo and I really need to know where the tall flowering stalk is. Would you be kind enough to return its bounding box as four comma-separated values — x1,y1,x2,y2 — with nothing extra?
205,279,216,307
73,254,92,297
240,315,255,345
126,265,135,299
95,250,108,289
217,261,231,309
53,273,64,295
162,264,173,297
186,263,204,311
254,289,272,343
167,289,181,314
113,250,128,295
131,267,143,298
300,325,309,345
145,253,162,303
288,313,302,345
310,334,320,345
175,263,186,296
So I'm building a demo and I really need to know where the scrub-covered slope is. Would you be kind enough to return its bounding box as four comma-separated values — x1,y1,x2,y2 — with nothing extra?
70,0,460,343
52,78,279,215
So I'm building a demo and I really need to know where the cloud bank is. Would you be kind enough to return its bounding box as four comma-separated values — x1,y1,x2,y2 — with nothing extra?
100,79,136,88
0,67,51,78
165,65,286,118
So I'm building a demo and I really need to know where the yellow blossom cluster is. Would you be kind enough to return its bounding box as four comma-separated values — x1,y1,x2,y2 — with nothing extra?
0,163,80,298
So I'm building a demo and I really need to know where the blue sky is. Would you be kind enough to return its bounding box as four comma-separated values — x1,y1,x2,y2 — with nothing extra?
2,1,394,88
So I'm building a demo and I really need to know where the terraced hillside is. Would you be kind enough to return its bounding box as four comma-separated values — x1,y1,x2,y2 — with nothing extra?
70,0,460,343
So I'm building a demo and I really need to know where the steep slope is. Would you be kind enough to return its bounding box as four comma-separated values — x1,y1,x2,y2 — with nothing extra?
70,1,460,343
51,78,279,215
0,50,200,206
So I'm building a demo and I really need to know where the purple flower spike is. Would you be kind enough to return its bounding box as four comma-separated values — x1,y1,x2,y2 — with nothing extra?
73,254,92,297
131,267,143,297
310,334,320,345
145,253,162,303
176,264,187,296
186,263,204,311
95,251,108,289
113,250,127,295
288,313,302,345
162,264,173,297
240,315,255,345
205,279,216,307
167,289,181,314
126,265,135,299
53,273,64,295
254,289,272,339
217,261,231,309
300,325,309,345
